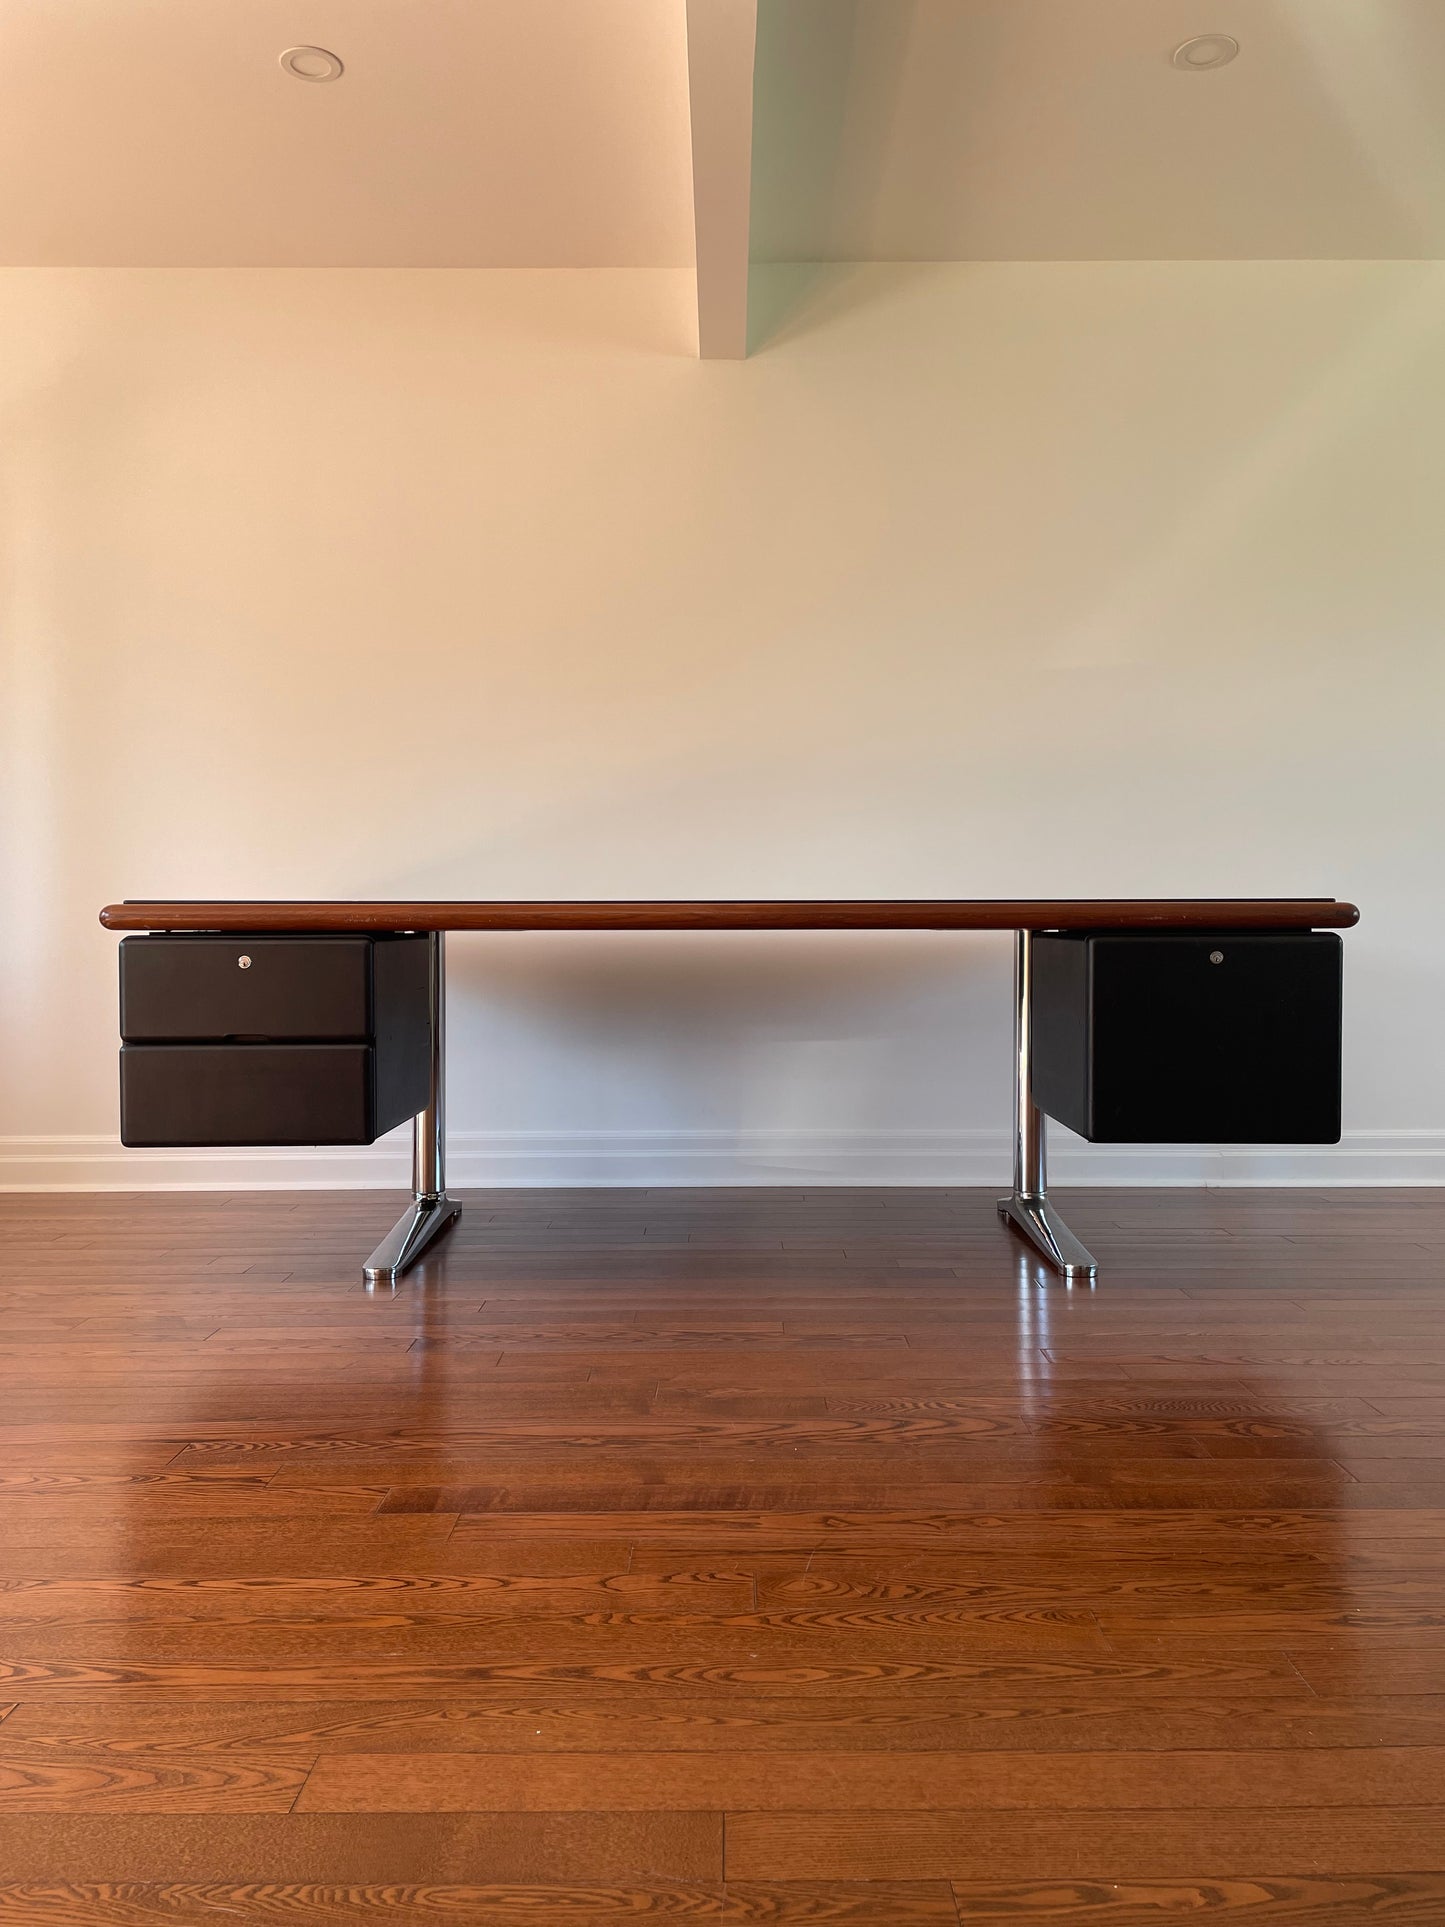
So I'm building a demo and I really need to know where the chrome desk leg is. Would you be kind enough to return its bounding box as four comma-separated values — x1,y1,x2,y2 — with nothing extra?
996,929,1098,1285
364,931,461,1287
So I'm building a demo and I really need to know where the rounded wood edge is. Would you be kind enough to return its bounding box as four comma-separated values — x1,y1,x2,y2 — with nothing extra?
100,899,1361,933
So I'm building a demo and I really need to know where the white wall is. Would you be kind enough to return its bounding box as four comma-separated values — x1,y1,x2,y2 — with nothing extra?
2,262,1442,1187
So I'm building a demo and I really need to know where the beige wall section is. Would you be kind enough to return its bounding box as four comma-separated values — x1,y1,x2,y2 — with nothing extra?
1,263,1442,1183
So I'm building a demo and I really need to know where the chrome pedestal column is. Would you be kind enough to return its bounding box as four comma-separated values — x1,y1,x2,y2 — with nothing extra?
364,931,461,1287
996,929,1098,1284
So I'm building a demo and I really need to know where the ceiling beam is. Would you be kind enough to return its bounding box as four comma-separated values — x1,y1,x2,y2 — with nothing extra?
684,0,758,358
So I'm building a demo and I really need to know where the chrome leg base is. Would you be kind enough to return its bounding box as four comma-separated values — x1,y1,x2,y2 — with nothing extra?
363,1195,461,1288
997,1192,1098,1284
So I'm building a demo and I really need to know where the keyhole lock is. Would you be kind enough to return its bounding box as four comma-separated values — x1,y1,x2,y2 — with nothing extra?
1209,950,1224,965
237,955,252,970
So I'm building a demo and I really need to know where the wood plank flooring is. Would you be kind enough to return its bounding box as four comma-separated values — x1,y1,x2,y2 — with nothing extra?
0,1183,1443,1922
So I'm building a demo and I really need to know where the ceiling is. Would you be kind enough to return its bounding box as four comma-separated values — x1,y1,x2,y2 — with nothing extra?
751,0,1445,261
0,0,694,266
0,0,1443,267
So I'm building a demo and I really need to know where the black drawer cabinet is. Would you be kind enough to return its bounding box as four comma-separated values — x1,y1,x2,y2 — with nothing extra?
1030,930,1343,1144
119,935,430,1146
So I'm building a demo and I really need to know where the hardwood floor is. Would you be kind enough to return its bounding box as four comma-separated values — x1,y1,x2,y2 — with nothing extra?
1,1184,1444,1922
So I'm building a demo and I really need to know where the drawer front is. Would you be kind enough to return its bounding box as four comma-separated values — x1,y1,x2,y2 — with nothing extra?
1092,932,1341,1143
120,936,373,1041
121,1044,375,1146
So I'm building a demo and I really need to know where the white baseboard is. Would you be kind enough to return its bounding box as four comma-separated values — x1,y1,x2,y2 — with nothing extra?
2,1129,1443,1190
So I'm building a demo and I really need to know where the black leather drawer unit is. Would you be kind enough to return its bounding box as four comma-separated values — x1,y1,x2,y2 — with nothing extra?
119,935,430,1146
1030,930,1343,1144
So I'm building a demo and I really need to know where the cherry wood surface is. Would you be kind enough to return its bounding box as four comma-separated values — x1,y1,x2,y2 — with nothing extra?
1,1182,1442,1922
98,899,1361,934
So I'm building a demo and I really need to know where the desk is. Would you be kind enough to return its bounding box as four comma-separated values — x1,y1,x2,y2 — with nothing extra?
99,898,1359,1287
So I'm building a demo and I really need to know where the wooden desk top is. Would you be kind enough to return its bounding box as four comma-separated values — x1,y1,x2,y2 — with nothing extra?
100,899,1360,934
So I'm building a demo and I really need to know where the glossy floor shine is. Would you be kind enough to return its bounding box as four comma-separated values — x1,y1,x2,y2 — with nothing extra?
1,1187,1444,1923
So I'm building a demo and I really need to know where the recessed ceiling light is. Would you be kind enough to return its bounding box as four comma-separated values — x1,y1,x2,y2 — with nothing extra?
279,45,344,82
1172,33,1239,70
